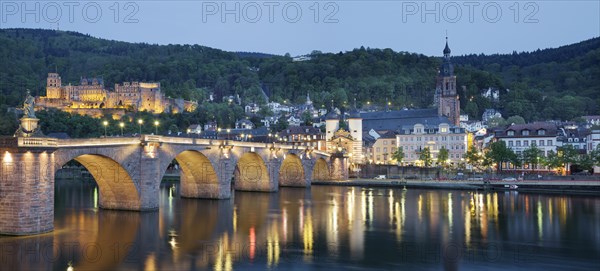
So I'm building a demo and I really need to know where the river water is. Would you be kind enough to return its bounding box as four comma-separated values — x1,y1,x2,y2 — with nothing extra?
1,181,599,270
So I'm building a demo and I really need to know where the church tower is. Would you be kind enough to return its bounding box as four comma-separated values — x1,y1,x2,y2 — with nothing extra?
436,37,460,126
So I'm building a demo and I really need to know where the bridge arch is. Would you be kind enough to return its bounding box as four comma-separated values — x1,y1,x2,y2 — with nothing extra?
312,158,330,181
234,152,273,192
58,153,141,210
170,150,224,199
279,153,306,187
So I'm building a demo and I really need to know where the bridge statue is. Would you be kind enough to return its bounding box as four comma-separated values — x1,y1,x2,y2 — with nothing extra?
14,90,43,137
23,90,36,118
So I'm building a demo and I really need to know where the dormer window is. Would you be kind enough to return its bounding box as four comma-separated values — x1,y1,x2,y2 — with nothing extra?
507,130,515,136
522,130,529,136
537,129,546,135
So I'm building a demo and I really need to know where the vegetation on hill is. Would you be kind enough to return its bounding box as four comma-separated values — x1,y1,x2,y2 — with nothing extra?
0,28,598,136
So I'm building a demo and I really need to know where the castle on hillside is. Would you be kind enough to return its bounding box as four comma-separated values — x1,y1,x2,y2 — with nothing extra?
37,73,197,116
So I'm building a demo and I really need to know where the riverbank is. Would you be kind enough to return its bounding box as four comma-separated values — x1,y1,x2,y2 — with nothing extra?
312,179,600,195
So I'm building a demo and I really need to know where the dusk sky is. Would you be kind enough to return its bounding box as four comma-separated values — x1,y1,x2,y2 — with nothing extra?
1,1,598,56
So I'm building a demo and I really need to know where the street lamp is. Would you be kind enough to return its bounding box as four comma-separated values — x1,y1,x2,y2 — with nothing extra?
154,120,160,135
102,120,108,137
119,122,124,136
138,119,143,135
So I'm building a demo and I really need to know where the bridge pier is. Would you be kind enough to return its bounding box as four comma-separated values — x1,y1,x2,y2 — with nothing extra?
138,145,161,210
330,156,349,180
0,146,55,235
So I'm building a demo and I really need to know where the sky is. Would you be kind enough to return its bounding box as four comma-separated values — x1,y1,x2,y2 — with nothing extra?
0,1,599,56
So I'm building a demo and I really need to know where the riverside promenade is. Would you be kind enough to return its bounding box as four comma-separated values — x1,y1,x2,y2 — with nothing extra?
312,178,600,195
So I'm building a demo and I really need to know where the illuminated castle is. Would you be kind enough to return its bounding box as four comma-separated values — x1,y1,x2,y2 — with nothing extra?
38,73,197,116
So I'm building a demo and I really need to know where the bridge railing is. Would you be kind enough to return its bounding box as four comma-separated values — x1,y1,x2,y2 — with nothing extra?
57,137,141,147
17,137,58,147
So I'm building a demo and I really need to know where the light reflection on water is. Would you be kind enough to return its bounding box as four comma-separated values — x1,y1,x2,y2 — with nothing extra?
0,182,599,270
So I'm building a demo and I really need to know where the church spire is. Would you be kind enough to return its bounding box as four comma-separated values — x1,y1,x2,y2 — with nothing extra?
443,35,451,57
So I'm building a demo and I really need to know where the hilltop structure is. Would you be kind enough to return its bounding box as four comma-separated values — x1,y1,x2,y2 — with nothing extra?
37,73,197,117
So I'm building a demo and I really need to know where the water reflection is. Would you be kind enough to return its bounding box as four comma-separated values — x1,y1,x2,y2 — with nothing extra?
0,182,599,270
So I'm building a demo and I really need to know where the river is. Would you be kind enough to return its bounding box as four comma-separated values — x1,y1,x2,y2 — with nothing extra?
1,181,599,270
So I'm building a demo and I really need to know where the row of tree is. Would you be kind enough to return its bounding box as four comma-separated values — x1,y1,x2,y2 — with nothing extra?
464,142,600,174
389,141,600,174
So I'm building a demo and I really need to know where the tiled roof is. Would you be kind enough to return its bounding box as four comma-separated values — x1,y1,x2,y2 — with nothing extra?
278,126,322,136
496,122,558,137
360,109,451,131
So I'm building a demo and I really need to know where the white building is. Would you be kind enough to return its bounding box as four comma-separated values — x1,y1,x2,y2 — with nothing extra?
586,130,600,174
187,124,202,135
481,87,500,101
235,119,255,130
268,102,291,114
396,123,467,166
495,122,559,171
287,115,302,127
482,109,502,123
460,121,486,133
244,103,260,114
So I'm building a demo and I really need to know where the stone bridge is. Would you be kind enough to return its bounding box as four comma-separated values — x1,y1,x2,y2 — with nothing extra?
0,135,348,235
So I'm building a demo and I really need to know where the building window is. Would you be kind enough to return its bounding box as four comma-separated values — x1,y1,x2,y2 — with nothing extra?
383,141,388,145
547,140,553,146
376,147,380,152
538,129,545,135
507,131,515,136
383,147,388,153
524,140,529,147
539,140,544,146
508,141,513,147
516,141,521,147
522,130,529,136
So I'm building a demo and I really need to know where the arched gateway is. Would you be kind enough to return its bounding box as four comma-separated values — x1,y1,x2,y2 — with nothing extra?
0,135,348,235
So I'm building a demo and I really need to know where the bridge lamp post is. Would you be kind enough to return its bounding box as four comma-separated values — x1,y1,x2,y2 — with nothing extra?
102,120,108,137
154,120,160,135
119,122,124,136
227,129,231,140
138,119,144,135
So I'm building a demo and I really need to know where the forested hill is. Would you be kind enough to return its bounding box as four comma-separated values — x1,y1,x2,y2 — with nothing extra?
1,28,598,123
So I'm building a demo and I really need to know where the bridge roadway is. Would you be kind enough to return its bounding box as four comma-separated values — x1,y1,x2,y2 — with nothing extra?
0,135,348,235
